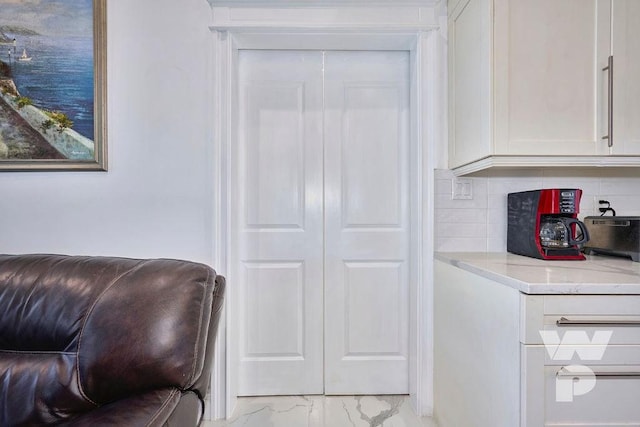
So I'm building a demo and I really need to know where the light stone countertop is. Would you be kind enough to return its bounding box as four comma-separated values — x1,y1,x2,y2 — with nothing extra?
435,252,640,295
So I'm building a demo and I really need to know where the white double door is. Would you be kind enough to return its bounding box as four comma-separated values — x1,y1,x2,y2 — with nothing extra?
234,50,410,396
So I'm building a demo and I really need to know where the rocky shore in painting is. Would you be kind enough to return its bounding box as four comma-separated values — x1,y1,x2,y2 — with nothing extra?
0,92,64,160
0,61,62,159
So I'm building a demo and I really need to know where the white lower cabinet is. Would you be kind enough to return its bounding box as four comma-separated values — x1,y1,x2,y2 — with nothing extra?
523,346,640,427
435,260,640,427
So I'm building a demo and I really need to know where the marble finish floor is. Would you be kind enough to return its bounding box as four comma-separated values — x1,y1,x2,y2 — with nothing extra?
203,395,438,427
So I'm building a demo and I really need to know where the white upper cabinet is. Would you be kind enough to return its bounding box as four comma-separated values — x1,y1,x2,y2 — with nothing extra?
612,0,640,154
448,0,640,174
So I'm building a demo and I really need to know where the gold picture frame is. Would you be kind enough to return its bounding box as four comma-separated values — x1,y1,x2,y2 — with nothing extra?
0,0,107,171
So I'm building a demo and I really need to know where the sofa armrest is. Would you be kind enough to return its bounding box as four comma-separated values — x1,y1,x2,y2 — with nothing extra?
60,388,201,427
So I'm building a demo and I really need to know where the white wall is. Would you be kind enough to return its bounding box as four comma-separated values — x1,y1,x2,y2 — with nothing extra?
435,168,640,252
0,0,216,265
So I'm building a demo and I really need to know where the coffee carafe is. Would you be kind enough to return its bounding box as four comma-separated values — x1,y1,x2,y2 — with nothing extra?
507,189,590,260
539,216,590,248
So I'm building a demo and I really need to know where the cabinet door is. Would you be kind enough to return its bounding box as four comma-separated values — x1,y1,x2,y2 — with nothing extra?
448,0,493,168
611,0,640,154
494,0,608,156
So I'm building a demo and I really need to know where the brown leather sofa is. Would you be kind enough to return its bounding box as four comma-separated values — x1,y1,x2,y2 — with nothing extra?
0,254,225,426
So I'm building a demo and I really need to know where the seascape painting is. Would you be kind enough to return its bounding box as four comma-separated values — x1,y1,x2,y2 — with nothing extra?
0,0,106,170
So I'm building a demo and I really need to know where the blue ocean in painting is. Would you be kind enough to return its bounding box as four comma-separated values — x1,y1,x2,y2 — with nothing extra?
5,34,94,140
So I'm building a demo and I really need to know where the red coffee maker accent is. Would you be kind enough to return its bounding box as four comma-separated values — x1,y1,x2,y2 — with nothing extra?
507,189,590,260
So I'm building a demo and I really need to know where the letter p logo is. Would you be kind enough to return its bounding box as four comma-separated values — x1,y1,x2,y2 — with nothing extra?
556,365,596,402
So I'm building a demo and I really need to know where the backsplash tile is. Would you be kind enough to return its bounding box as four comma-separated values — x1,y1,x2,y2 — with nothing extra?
435,208,487,224
434,168,640,252
436,237,488,252
434,169,488,251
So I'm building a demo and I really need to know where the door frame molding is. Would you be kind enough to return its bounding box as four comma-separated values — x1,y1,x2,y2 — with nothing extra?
209,6,444,418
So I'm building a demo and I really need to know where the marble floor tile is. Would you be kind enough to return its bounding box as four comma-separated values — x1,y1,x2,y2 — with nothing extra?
203,395,438,427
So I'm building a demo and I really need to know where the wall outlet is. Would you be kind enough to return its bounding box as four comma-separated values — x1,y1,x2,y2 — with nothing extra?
452,177,473,200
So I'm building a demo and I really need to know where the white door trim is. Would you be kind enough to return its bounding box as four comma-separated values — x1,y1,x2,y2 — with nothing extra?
210,23,443,419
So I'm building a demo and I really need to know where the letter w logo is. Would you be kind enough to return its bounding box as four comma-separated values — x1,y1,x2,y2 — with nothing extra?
539,330,613,361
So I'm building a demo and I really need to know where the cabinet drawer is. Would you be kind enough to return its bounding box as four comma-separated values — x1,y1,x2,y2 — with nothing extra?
521,295,640,345
540,315,640,346
523,345,640,427
544,366,640,427
545,363,640,426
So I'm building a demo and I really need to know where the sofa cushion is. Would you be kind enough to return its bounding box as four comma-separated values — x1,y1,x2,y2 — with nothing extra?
78,259,214,404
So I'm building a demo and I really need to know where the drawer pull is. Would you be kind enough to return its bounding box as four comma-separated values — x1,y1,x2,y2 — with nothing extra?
556,317,640,327
557,368,640,379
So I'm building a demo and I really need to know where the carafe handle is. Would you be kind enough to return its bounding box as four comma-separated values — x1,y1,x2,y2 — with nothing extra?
563,218,590,245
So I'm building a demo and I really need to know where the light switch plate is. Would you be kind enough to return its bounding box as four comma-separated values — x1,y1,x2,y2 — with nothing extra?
452,177,473,200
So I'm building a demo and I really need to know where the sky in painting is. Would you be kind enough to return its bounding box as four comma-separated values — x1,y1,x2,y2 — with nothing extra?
0,0,93,37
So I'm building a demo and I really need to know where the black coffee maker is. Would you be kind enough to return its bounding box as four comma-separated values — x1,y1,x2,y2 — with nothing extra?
507,189,589,260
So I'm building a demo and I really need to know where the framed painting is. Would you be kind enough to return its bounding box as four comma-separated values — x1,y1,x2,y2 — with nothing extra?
0,0,107,171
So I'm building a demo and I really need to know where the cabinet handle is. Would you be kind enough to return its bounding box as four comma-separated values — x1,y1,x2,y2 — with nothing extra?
601,55,614,148
557,368,640,379
556,317,640,326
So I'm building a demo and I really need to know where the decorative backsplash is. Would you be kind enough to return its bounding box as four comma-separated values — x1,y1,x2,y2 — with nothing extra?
435,169,640,252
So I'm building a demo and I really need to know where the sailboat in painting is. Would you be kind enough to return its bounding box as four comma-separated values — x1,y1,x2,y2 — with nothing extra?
17,48,31,62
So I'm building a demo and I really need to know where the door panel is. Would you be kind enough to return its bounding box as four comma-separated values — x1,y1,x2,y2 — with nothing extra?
344,261,405,355
324,51,410,394
244,262,305,357
235,50,324,395
341,84,403,227
245,83,306,228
